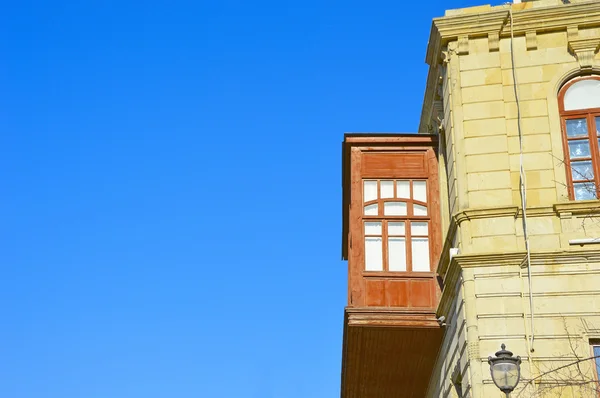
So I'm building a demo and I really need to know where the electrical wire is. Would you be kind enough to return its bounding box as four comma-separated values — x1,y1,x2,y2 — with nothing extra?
509,7,536,352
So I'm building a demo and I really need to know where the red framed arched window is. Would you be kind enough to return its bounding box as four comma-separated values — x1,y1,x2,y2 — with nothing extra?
559,75,600,200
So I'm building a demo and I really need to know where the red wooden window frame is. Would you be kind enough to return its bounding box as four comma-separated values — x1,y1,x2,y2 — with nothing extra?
362,178,431,272
559,76,600,200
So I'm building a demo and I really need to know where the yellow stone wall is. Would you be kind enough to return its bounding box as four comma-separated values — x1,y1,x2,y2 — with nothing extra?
422,0,600,396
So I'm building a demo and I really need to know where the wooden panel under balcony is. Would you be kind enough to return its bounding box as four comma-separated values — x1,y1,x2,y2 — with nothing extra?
341,307,443,398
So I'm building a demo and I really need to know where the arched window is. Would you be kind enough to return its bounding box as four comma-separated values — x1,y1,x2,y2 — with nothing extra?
559,76,600,200
362,179,430,272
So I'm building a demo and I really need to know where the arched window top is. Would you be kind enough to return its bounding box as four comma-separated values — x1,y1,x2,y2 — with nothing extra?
561,76,600,111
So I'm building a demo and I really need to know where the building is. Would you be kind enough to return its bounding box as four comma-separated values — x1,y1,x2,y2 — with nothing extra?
340,0,600,397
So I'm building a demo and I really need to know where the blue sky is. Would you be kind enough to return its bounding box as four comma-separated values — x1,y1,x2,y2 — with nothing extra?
1,0,488,396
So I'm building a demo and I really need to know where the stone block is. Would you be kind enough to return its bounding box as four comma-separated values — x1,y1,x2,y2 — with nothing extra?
461,68,503,88
468,170,512,191
464,135,508,155
509,152,554,171
463,101,505,120
502,66,544,85
468,189,514,208
462,84,504,103
507,134,552,154
500,47,574,69
466,153,510,172
467,235,519,253
506,117,551,136
510,169,556,190
515,216,559,236
470,216,516,237
505,99,548,119
463,117,507,137
459,52,501,71
525,188,558,206
502,82,548,102
537,31,568,49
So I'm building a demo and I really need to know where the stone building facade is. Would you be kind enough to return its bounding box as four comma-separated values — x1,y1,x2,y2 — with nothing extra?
419,0,600,396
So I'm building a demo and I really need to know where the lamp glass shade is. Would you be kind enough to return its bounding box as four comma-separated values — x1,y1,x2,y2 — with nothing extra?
490,361,520,392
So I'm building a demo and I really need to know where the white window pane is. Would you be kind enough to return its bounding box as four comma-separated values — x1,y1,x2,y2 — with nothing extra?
365,237,383,271
384,202,407,216
381,180,394,198
564,79,600,111
397,181,410,198
414,204,428,216
413,181,427,202
388,238,407,271
363,180,378,202
574,182,596,200
412,238,430,272
412,221,429,235
388,222,405,235
364,222,382,235
364,204,378,215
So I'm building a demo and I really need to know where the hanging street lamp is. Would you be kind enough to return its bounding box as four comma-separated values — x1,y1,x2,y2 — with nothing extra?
488,344,522,397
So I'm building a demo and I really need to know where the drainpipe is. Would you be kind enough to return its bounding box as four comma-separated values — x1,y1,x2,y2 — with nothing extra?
462,267,483,397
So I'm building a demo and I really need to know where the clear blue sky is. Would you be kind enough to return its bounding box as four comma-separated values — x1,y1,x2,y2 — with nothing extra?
1,0,487,397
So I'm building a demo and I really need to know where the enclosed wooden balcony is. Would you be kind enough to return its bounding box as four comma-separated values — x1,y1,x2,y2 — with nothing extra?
340,134,444,397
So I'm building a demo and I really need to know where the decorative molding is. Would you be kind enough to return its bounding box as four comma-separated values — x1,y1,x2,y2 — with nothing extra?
553,199,600,217
426,1,600,66
568,36,600,69
526,30,537,50
453,206,519,224
457,35,469,55
345,307,440,328
488,32,500,52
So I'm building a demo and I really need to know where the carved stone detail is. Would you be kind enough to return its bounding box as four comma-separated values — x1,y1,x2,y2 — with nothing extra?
526,30,537,51
488,32,499,52
568,32,600,69
457,35,469,55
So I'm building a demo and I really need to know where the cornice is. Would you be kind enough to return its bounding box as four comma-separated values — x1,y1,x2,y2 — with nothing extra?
553,199,600,217
453,205,519,224
425,1,600,66
436,247,600,315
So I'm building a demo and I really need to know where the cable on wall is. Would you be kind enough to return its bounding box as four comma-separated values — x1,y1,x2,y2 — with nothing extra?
509,7,536,353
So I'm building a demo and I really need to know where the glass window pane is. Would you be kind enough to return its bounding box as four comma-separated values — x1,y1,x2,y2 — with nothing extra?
593,346,600,380
388,238,407,272
363,180,378,202
571,160,594,181
397,181,410,199
414,204,428,216
364,222,382,235
568,140,591,159
364,204,378,215
384,202,407,216
413,181,427,202
412,238,430,272
596,117,600,135
566,118,588,138
412,221,429,236
388,222,405,236
574,183,597,200
380,180,394,198
365,237,383,271
564,79,600,111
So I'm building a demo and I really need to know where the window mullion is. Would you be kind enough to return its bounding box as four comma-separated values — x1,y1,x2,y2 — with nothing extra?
587,114,600,199
406,221,413,272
